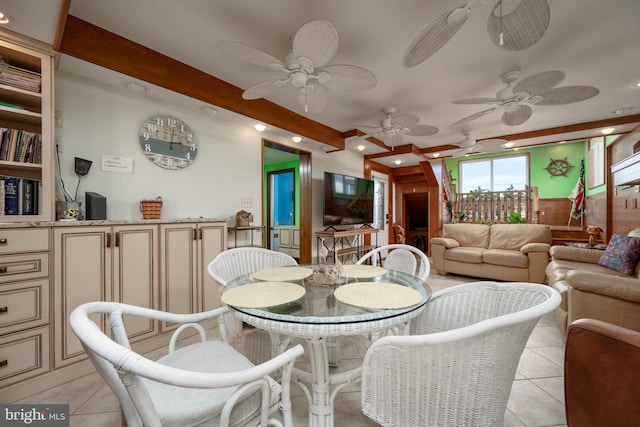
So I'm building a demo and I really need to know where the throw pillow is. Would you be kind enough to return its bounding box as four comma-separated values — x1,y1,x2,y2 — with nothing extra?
597,234,640,275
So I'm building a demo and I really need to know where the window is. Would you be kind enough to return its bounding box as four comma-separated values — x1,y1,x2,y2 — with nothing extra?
459,154,529,193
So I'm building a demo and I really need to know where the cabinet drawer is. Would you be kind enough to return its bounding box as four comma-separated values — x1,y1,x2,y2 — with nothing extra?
0,326,50,387
0,228,50,254
0,279,50,333
0,253,49,284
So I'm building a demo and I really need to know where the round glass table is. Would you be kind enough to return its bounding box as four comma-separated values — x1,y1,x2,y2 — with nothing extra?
223,265,431,427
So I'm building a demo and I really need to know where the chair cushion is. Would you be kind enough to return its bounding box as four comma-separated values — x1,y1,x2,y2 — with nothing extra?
488,224,552,250
443,223,490,248
144,341,268,427
597,234,640,276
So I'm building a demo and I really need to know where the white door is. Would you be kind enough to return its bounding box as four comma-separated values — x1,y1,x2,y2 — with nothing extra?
372,172,389,253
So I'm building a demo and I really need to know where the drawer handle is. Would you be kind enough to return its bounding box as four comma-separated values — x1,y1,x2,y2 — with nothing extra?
0,238,6,245
0,360,7,368
0,307,6,314
0,266,6,274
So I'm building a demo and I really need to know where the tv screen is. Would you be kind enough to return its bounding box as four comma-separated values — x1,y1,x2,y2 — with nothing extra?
323,172,375,227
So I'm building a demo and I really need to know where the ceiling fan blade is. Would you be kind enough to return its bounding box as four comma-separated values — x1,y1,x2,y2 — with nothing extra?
452,97,501,105
296,83,328,113
320,65,377,92
216,41,284,70
535,86,600,106
502,105,532,126
513,70,565,95
452,147,473,158
452,107,499,127
293,20,338,68
242,79,285,100
390,113,420,127
477,138,508,152
487,0,550,51
405,124,439,137
402,5,470,68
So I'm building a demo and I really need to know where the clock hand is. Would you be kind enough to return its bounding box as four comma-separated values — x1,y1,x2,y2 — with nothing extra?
169,129,174,150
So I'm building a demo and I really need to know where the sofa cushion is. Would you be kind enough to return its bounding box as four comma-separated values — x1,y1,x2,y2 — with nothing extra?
443,223,490,248
597,234,640,276
443,247,485,264
488,224,552,250
482,249,529,268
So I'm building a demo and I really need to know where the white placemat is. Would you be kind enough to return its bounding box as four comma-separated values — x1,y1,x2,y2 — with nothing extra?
334,282,422,309
340,264,386,278
222,282,306,308
250,267,314,281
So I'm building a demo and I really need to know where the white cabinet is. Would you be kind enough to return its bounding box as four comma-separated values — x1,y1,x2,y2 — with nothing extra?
279,225,300,258
53,224,158,368
0,227,51,389
159,222,226,331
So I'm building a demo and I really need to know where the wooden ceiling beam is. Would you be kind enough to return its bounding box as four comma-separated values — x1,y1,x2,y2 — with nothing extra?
57,15,345,150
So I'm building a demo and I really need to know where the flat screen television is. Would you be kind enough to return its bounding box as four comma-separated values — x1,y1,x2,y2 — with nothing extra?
323,171,375,227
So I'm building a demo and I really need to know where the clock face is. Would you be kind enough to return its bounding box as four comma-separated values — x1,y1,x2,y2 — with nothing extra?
139,114,197,170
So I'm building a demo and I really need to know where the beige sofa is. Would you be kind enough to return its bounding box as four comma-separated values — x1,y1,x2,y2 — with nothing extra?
546,228,640,335
431,223,552,284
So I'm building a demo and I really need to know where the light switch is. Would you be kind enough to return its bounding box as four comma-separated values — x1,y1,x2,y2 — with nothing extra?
241,197,253,208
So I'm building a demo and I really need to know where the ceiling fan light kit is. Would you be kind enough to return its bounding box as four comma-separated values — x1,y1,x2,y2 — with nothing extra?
354,106,439,149
217,20,377,113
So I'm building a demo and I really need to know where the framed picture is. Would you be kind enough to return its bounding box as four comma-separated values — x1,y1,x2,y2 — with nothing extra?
587,136,605,189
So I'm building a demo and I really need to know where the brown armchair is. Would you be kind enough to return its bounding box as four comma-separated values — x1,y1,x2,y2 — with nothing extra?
564,318,640,426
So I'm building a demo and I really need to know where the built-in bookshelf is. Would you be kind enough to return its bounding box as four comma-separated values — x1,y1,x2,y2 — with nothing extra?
0,30,54,221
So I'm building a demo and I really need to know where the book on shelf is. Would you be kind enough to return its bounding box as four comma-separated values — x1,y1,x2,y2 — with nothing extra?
0,63,41,93
0,128,41,163
4,177,18,215
2,177,39,215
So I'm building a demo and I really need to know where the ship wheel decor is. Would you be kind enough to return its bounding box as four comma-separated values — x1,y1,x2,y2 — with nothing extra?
545,157,573,177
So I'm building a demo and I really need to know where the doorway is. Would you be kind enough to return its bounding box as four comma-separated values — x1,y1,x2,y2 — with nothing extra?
371,171,389,250
263,140,312,264
403,192,429,252
267,168,295,250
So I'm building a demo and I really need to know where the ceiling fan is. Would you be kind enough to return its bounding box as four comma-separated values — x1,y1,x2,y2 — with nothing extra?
216,20,377,113
403,0,550,68
354,106,439,149
450,132,507,157
451,69,600,127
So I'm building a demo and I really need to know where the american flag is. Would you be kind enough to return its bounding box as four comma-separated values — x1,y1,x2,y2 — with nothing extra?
569,158,585,219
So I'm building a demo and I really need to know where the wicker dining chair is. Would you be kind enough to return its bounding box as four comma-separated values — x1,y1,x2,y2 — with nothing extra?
357,243,430,282
361,281,561,427
70,301,304,427
208,247,298,364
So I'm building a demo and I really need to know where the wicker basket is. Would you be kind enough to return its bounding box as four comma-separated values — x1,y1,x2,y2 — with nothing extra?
140,199,163,219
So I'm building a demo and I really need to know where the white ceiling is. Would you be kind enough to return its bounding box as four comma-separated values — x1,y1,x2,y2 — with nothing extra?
3,0,640,168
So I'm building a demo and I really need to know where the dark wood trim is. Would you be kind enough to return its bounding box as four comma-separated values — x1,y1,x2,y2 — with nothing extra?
53,0,71,51
57,15,345,150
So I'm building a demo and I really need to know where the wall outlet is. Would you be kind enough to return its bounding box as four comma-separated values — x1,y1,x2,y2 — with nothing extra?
241,197,253,208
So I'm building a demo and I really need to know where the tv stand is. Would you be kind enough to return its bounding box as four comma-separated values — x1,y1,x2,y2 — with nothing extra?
315,227,379,264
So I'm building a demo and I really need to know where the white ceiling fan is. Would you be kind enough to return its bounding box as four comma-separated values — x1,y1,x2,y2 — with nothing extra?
354,106,439,149
403,0,551,68
216,20,377,113
450,131,508,158
451,70,600,127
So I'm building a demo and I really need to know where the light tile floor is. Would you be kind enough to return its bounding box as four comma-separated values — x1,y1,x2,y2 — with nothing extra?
15,272,567,426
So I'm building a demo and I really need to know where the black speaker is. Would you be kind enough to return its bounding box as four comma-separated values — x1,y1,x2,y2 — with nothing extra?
85,192,107,220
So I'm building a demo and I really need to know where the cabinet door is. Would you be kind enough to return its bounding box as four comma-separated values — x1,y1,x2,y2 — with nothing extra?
112,225,158,341
159,224,197,331
54,227,110,368
197,222,226,311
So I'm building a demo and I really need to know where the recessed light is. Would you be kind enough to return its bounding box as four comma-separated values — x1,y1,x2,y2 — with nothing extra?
634,81,640,88
614,107,633,115
123,81,149,94
356,144,365,151
432,153,440,158
254,124,267,132
291,136,302,143
558,140,567,144
601,127,615,135
503,142,514,148
394,160,402,165
0,11,14,25
201,106,217,117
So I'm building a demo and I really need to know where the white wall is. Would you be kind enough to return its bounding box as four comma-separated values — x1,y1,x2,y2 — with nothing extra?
54,71,365,241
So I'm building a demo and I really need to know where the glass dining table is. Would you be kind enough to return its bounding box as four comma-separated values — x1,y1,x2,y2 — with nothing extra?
222,264,431,427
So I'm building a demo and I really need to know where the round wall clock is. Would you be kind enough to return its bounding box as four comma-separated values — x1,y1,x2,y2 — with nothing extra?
139,114,197,170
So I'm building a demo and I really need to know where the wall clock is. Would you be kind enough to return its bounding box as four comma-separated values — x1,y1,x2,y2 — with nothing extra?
545,157,573,177
139,114,197,170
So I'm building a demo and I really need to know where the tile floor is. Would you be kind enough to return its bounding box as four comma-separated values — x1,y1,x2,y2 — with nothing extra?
14,272,568,426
